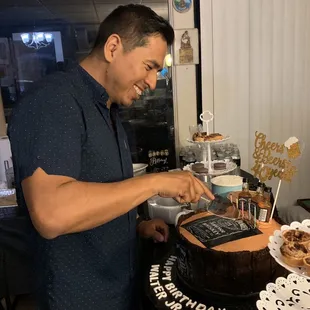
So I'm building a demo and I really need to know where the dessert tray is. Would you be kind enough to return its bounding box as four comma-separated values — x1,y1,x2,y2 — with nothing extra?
183,160,237,176
256,273,310,310
268,219,310,278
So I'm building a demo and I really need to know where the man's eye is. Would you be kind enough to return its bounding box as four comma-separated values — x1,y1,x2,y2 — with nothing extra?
146,65,153,71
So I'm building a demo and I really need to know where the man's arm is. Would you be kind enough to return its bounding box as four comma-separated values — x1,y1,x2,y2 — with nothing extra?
22,168,212,239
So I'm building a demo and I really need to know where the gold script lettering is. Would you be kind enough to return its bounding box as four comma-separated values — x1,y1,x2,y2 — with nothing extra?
251,132,297,182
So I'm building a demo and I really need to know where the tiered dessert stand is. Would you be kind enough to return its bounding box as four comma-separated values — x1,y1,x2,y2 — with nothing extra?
186,110,236,176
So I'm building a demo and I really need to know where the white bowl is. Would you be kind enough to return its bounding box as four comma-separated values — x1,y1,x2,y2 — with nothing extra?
133,163,148,176
211,175,242,196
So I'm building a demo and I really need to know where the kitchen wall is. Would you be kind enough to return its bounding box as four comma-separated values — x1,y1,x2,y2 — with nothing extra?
168,0,198,152
200,0,310,208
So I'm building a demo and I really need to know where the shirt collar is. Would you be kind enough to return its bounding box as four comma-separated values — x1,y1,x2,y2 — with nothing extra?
77,65,110,108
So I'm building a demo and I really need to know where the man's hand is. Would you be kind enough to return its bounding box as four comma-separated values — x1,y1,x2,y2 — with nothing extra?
155,171,214,203
137,218,169,243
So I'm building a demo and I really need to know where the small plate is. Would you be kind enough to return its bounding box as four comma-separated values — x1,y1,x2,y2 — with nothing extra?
257,273,310,310
268,219,310,279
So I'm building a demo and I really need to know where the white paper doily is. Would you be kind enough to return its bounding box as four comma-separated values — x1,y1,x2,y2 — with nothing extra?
187,136,231,145
183,160,237,176
257,273,310,310
268,219,310,279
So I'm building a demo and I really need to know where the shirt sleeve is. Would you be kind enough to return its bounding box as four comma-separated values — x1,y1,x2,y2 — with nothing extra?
9,90,85,181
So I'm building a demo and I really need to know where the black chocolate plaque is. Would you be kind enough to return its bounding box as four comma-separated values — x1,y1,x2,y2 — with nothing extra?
182,215,261,248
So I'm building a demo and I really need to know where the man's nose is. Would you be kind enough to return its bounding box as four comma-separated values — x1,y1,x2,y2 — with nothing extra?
145,71,157,91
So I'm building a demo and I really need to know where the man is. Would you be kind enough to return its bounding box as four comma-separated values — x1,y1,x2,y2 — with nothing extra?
8,4,214,310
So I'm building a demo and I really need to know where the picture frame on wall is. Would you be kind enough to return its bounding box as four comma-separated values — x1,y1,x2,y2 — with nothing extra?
173,28,199,65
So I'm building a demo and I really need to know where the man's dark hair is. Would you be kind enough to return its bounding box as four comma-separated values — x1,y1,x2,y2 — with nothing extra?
93,4,174,52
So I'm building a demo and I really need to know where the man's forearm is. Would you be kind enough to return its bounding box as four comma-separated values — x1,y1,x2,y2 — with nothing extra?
23,168,211,239
29,174,158,238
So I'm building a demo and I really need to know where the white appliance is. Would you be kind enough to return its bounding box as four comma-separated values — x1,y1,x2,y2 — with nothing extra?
0,136,13,186
147,196,186,225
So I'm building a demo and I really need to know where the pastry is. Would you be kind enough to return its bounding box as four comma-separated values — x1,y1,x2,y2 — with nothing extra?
280,242,308,267
192,132,207,142
213,162,226,170
282,229,310,245
204,133,223,141
192,132,224,142
192,164,208,174
191,163,204,170
303,255,310,276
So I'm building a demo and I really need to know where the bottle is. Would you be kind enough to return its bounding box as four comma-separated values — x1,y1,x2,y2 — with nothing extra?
264,186,272,202
252,182,271,222
238,178,252,211
252,182,264,205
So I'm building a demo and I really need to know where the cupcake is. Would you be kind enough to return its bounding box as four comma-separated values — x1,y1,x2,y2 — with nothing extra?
284,136,301,159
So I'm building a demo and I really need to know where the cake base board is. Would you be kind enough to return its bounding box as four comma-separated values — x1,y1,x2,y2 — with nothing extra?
146,250,259,310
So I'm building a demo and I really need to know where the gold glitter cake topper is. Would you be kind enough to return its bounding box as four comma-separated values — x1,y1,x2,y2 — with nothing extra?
251,132,301,182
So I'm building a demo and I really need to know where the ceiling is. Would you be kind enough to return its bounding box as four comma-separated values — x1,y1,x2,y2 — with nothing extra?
0,0,168,27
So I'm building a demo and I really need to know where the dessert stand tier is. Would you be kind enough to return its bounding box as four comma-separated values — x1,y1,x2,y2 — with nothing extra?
187,136,231,145
188,110,231,173
183,160,237,176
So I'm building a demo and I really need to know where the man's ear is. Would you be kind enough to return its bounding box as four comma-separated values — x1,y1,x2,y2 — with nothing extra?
104,34,122,63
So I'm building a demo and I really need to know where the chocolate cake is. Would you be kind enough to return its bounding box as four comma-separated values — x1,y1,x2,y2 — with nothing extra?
176,211,287,296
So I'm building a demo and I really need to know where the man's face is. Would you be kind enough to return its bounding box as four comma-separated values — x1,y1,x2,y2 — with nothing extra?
104,35,167,107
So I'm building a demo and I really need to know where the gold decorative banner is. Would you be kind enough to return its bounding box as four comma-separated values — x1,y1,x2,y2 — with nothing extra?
251,132,300,182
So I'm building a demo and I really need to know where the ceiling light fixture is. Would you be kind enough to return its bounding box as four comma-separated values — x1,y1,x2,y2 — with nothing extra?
20,32,53,49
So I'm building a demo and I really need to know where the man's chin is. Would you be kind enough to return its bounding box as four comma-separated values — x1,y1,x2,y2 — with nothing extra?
120,99,135,107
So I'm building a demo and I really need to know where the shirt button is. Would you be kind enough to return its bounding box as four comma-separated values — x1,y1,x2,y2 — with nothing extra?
37,155,41,159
